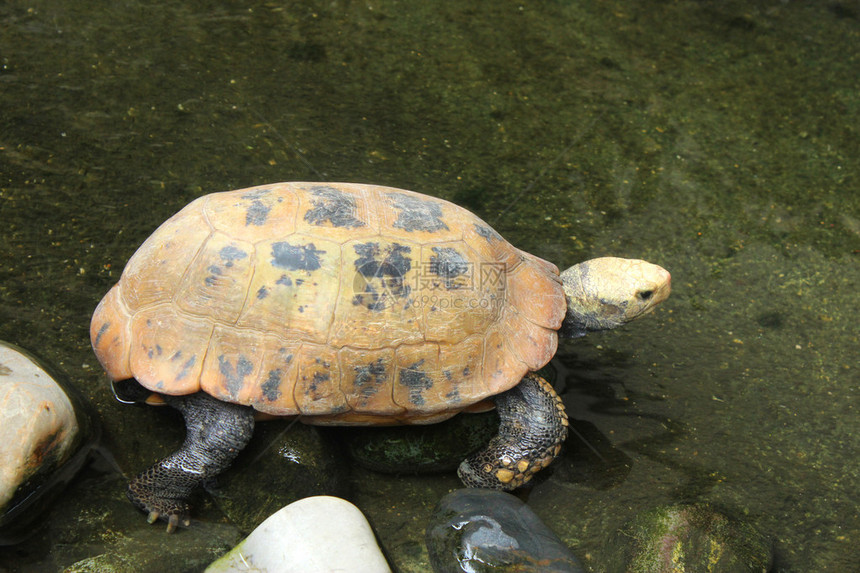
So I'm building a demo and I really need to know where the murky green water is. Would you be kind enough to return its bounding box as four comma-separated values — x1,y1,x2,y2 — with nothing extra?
1,0,857,571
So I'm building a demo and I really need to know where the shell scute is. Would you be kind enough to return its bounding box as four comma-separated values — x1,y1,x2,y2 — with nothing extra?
417,240,505,344
252,343,300,413
121,205,211,311
203,185,299,242
129,304,211,395
338,347,401,416
504,253,566,330
374,188,466,244
295,184,379,240
437,336,487,403
175,232,255,324
293,345,347,415
481,320,529,395
236,235,341,343
392,343,447,414
502,308,559,370
327,238,423,349
90,285,133,381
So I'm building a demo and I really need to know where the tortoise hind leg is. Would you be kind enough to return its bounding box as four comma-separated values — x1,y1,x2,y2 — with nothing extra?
458,373,568,490
127,392,255,532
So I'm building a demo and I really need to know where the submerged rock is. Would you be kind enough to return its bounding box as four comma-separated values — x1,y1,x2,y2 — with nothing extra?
426,488,585,573
1,467,241,571
61,515,240,573
342,410,499,474
0,341,97,545
610,503,773,573
206,495,391,573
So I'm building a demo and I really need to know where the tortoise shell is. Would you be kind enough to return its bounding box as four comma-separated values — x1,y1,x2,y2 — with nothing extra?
90,182,566,424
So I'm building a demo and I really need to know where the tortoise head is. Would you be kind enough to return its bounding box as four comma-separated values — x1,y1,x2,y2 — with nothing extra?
559,257,671,339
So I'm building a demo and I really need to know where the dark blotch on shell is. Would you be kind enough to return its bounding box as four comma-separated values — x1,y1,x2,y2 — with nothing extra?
399,360,433,406
204,264,224,287
304,186,366,228
309,371,330,396
261,369,283,401
353,359,388,398
429,246,470,290
94,322,110,348
240,189,271,200
245,199,271,226
219,245,249,267
271,241,325,271
474,223,502,242
218,355,254,397
355,242,412,277
390,193,449,233
352,242,412,311
176,356,197,381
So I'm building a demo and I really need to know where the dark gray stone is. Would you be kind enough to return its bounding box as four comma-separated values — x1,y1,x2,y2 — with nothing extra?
425,488,585,573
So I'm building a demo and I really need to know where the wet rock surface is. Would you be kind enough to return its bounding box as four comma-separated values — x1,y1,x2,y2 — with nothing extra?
0,341,98,545
425,488,585,573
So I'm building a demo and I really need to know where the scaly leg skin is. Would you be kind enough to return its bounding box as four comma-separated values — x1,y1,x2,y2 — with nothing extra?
127,392,255,532
457,373,568,490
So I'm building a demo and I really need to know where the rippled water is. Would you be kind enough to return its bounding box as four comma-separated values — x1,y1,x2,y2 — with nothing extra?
1,0,857,571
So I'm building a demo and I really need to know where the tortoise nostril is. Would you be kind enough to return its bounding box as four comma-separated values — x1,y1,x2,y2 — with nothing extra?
637,289,654,301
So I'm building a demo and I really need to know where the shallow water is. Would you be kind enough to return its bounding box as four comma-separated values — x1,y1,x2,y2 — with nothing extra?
1,0,858,571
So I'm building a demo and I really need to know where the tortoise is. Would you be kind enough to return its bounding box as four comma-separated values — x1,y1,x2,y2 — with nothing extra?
90,182,671,532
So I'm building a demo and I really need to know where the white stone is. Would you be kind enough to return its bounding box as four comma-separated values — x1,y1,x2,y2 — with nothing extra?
0,341,79,512
206,495,391,573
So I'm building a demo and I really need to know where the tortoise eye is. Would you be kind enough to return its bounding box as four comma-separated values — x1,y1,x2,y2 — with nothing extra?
637,290,654,301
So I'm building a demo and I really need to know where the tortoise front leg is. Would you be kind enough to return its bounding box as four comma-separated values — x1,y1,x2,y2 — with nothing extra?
458,373,568,490
127,392,255,532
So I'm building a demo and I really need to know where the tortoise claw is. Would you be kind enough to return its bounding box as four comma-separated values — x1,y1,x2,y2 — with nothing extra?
143,510,188,533
128,476,191,533
144,509,186,533
145,509,181,533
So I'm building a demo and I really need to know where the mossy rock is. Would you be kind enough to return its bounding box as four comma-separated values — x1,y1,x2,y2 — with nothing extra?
340,411,499,475
612,503,773,573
